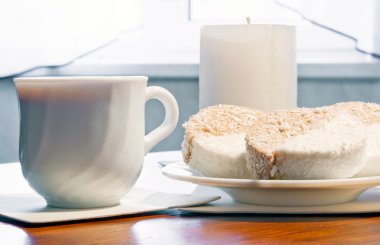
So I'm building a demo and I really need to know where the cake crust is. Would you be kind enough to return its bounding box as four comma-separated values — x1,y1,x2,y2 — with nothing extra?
245,107,335,179
182,104,263,163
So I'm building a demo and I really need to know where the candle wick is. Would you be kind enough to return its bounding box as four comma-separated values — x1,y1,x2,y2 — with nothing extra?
246,17,251,24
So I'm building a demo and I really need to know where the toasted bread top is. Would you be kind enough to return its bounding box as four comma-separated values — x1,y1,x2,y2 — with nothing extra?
245,107,335,156
333,102,380,125
182,104,262,162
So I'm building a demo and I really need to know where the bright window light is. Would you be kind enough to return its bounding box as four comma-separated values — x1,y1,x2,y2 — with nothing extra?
189,0,326,23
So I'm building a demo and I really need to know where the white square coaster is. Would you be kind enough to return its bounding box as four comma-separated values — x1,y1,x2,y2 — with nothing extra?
0,187,220,224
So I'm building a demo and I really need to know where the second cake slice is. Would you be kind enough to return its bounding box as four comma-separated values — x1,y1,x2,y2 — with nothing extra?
246,107,367,179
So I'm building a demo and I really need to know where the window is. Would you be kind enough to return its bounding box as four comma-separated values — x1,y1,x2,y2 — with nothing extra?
188,0,380,55
0,0,143,77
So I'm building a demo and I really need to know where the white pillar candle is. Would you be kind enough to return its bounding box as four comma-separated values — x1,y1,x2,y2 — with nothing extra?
199,24,297,110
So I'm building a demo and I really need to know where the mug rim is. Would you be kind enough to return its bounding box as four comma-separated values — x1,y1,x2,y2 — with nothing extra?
14,76,148,84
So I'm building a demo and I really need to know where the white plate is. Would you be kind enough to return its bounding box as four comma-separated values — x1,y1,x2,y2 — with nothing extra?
162,162,380,207
178,185,380,214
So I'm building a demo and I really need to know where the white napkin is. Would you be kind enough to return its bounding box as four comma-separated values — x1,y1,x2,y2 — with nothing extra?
0,187,219,224
0,153,220,224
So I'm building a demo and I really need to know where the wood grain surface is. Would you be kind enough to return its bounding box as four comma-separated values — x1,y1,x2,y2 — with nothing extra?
2,211,380,244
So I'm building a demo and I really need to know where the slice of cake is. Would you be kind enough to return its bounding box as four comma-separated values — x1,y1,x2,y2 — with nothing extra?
333,102,380,177
182,104,263,178
245,107,367,179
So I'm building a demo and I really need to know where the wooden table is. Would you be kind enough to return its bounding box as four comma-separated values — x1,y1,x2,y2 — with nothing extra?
3,209,380,244
2,152,380,244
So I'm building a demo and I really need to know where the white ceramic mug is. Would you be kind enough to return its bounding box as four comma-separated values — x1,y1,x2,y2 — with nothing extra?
14,76,179,208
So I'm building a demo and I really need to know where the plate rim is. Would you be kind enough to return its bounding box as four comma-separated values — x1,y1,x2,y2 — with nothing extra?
162,162,380,189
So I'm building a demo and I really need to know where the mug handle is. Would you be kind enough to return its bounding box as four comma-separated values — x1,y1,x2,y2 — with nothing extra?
144,86,179,155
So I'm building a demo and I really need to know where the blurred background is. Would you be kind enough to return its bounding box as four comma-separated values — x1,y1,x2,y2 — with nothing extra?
1,0,380,163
